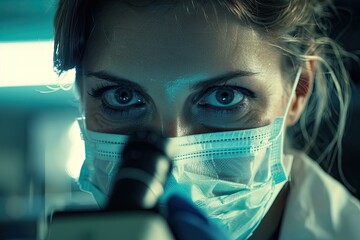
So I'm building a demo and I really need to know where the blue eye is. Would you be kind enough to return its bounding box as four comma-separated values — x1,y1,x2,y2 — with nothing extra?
102,87,145,109
199,87,244,108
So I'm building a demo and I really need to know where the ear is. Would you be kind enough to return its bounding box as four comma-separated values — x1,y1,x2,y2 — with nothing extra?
285,60,316,126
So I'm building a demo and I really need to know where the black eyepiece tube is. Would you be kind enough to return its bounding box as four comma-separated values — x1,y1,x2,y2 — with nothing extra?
106,130,172,211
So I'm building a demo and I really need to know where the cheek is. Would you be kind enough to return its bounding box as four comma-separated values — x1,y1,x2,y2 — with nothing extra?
83,96,110,132
270,91,290,118
254,82,290,124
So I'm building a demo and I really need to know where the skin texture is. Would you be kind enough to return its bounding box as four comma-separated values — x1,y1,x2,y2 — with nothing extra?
80,2,297,135
79,2,314,239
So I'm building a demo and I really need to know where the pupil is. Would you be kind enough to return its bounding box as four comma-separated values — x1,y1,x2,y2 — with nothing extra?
115,88,133,104
216,88,234,104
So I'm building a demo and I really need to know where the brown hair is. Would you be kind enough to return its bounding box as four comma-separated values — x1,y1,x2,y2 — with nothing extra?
53,0,354,189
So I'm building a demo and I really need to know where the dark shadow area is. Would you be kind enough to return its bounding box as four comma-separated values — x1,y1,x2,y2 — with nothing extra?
328,1,360,199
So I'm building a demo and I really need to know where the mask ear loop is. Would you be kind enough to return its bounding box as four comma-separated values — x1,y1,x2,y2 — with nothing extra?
267,68,303,185
283,68,303,127
272,67,303,141
75,75,87,139
76,116,87,141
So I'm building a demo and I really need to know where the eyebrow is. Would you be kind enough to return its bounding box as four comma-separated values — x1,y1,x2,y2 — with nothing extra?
86,70,258,91
86,71,148,92
191,71,258,90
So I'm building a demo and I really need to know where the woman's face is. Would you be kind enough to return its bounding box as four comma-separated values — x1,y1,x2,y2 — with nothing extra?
80,2,292,137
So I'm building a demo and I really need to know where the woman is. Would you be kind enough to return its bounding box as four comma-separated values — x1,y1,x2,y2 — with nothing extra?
53,0,360,239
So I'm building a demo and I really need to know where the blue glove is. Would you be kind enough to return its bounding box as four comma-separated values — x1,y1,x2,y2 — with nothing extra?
164,194,231,240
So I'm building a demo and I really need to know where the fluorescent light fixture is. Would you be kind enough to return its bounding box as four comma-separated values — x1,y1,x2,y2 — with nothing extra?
0,41,75,87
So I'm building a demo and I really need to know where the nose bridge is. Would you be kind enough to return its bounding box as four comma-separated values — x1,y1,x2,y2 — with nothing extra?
158,114,185,138
150,79,191,137
151,99,189,138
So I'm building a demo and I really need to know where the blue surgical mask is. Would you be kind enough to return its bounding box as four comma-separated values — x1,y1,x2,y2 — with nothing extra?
77,69,301,239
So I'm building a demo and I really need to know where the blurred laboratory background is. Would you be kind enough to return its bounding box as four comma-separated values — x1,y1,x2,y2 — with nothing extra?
0,1,91,239
0,0,359,239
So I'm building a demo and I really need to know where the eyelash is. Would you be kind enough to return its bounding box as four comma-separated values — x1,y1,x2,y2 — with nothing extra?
88,83,115,98
88,83,144,117
88,83,256,116
196,84,255,108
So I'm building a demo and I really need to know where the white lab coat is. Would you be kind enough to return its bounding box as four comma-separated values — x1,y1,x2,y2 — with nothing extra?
279,151,360,239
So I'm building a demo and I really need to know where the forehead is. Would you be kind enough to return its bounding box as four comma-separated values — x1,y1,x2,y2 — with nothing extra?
82,1,282,81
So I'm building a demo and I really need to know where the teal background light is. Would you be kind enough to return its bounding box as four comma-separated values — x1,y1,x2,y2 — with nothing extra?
0,0,56,42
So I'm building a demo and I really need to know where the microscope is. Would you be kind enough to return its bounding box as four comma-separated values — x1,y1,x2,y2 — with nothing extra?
46,130,175,239
46,129,230,240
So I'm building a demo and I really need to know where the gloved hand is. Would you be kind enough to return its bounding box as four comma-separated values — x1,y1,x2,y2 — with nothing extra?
164,194,231,240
